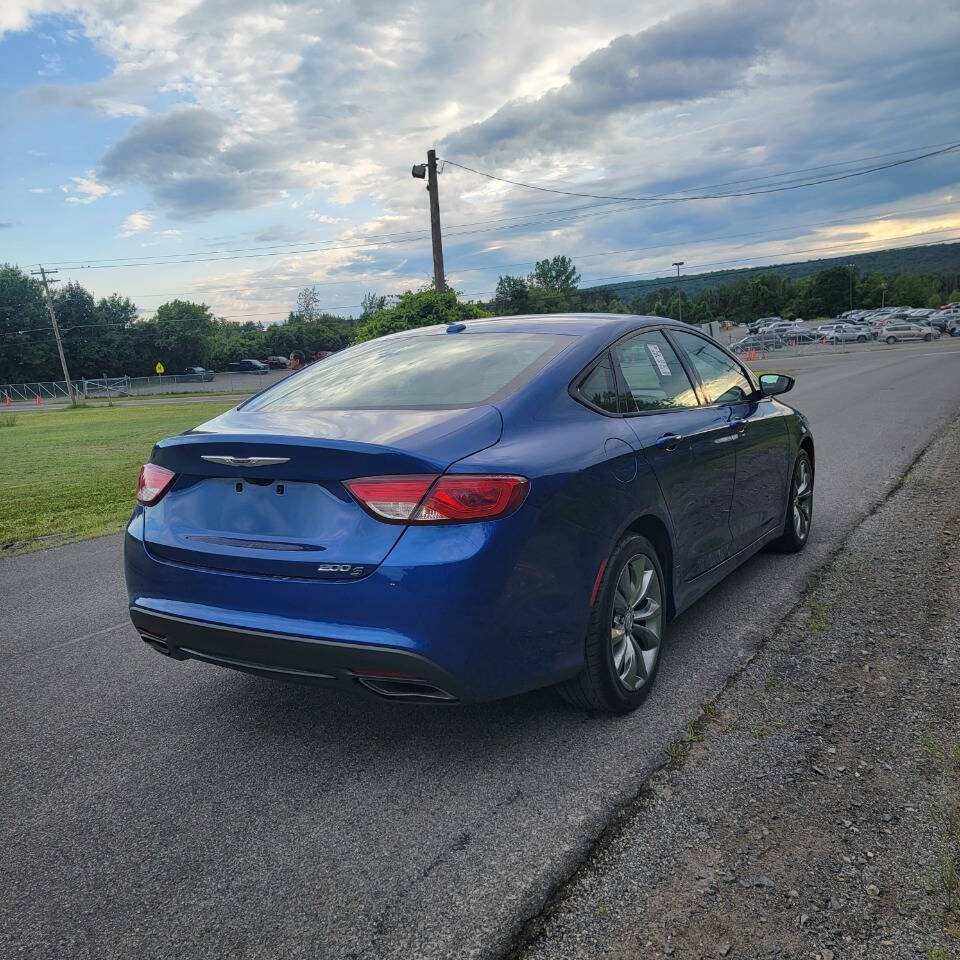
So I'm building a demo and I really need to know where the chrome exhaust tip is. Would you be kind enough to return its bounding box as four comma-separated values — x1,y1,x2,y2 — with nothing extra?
354,675,456,702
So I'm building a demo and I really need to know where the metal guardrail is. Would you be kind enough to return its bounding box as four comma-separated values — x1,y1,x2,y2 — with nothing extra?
1,369,290,405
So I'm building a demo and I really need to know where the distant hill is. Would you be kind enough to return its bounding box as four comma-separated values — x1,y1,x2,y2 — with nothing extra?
593,241,960,301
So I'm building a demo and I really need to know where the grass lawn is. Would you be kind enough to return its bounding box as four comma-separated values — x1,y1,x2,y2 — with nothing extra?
0,401,235,554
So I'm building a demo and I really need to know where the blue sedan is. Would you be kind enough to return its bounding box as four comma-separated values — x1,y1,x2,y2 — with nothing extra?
124,315,814,712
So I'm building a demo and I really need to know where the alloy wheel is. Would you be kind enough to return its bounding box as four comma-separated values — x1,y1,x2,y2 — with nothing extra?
610,555,663,691
792,458,813,541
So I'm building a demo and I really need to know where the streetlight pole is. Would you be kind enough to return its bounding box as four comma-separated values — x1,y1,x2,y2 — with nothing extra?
847,263,855,311
672,261,685,324
881,282,887,308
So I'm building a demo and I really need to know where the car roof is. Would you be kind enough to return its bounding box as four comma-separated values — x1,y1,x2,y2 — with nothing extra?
392,313,691,338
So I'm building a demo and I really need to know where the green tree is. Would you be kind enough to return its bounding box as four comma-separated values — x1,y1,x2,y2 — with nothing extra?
151,300,216,372
353,289,490,343
0,265,49,383
493,275,535,315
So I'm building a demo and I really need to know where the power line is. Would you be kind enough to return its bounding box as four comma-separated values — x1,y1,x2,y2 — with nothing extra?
121,198,960,303
34,139,960,273
440,141,960,203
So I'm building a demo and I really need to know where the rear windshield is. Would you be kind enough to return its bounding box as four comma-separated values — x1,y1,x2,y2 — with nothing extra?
242,332,569,411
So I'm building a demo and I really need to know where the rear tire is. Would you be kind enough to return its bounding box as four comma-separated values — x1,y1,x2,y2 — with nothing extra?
768,450,813,553
924,333,933,341
558,535,666,713
886,335,897,344
857,335,866,342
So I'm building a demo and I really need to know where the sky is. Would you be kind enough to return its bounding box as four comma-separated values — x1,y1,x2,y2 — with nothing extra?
1,0,959,323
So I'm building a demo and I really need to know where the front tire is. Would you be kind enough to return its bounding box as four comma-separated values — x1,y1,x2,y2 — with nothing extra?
886,335,897,344
558,535,666,713
768,450,813,553
857,335,866,342
924,332,933,341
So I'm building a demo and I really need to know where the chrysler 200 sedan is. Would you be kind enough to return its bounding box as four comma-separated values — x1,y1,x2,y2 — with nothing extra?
124,315,814,713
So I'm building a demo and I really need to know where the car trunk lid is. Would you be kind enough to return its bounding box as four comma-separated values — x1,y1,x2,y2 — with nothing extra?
142,405,502,579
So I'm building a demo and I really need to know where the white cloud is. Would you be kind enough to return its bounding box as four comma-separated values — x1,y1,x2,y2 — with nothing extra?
119,210,152,236
6,0,959,319
61,171,114,205
38,51,62,76
28,186,51,193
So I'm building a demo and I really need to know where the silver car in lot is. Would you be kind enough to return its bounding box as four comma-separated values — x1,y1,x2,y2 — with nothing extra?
815,323,874,343
881,322,939,343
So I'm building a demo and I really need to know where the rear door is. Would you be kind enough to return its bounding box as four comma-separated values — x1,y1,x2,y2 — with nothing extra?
612,329,736,580
667,329,789,554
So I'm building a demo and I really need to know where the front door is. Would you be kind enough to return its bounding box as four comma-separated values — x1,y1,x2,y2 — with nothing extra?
667,328,789,555
612,330,736,581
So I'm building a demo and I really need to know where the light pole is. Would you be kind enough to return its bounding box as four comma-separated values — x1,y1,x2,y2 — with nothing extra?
847,263,855,311
672,261,684,323
881,281,887,308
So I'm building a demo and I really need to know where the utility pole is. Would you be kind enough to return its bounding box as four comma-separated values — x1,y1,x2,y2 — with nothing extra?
881,281,887,308
847,263,855,311
672,261,685,324
411,149,446,291
31,265,76,405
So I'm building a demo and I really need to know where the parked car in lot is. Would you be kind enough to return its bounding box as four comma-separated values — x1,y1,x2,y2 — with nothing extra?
928,309,960,332
125,315,814,713
730,332,785,354
814,323,873,343
881,322,939,343
264,356,290,369
748,316,782,334
227,359,269,373
758,321,806,337
178,366,215,382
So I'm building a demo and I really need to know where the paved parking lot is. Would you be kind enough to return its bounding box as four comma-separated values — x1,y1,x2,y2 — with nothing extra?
3,340,960,959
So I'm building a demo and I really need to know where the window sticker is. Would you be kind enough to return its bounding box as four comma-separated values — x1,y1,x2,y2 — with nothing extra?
647,343,672,377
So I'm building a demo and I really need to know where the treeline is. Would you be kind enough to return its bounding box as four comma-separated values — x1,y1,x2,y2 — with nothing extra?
2,254,959,383
0,267,358,383
486,256,960,325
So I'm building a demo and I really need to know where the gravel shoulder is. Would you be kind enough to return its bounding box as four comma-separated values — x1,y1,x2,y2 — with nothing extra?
512,416,960,960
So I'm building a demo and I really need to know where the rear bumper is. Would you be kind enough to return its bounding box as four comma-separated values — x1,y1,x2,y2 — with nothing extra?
123,500,601,702
130,606,463,702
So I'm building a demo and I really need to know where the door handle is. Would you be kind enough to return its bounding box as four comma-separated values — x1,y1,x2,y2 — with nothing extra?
655,432,683,451
728,418,747,434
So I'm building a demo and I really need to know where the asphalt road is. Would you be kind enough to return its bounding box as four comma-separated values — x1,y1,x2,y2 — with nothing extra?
3,339,960,959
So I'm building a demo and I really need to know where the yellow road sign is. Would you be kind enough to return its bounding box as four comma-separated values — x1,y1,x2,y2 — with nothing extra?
155,362,165,375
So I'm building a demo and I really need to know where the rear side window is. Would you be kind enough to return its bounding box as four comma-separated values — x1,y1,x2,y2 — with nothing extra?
242,332,568,410
669,330,753,406
612,331,699,412
576,355,619,413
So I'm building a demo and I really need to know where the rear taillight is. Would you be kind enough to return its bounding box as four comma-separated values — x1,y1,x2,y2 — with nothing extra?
345,474,529,524
137,463,177,506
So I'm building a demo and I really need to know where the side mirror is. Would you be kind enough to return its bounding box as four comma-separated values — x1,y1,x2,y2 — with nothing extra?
758,373,794,397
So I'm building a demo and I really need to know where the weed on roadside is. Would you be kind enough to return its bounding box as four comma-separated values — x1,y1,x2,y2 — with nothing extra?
927,945,947,960
923,736,960,774
0,413,16,428
809,600,831,634
701,702,721,722
939,855,960,921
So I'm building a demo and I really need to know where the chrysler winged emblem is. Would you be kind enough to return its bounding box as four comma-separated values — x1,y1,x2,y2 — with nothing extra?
201,455,290,467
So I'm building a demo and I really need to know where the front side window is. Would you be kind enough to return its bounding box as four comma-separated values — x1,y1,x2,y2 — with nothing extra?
670,330,754,405
612,331,699,412
242,332,568,410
